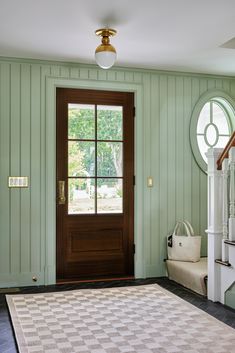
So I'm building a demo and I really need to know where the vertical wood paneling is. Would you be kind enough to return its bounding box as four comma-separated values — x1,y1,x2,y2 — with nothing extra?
79,68,89,79
88,69,98,80
175,77,184,223
167,76,176,232
230,81,235,98
143,73,151,268
191,78,200,107
191,156,200,237
191,78,200,235
116,71,124,82
30,65,41,272
124,72,134,82
0,63,11,273
107,71,116,81
150,75,160,268
133,72,142,83
70,67,79,79
20,64,31,273
10,63,21,274
199,78,208,251
230,80,235,132
183,77,192,222
0,57,235,285
97,70,107,81
40,65,51,273
216,79,222,89
60,67,70,78
50,65,60,77
223,79,231,93
159,75,168,265
207,78,216,90
200,170,207,255
199,78,207,94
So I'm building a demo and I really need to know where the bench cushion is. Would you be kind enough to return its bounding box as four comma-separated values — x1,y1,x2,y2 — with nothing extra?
166,257,207,296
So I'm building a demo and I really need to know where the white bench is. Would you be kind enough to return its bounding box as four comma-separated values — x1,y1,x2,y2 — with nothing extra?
166,257,207,296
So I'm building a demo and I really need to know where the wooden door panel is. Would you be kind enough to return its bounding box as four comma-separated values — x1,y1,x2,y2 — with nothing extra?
56,88,134,281
65,259,125,279
69,230,123,252
68,229,124,259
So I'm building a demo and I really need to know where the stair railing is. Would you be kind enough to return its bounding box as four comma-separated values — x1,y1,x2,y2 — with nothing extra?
217,131,235,170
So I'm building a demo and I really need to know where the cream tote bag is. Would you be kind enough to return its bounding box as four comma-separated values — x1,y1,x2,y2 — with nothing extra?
167,221,201,262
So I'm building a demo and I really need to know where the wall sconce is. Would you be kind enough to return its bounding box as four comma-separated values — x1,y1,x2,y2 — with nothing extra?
95,28,117,69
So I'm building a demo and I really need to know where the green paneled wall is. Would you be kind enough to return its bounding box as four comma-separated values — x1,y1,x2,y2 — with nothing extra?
0,57,235,286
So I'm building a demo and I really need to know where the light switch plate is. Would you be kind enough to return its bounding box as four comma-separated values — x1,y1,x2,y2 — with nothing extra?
147,176,153,187
8,176,29,188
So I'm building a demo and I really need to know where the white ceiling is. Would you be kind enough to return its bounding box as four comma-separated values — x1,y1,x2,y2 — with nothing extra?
1,0,235,75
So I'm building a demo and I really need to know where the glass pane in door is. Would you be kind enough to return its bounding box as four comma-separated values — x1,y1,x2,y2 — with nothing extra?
68,104,95,139
68,178,95,214
97,142,123,177
68,141,95,177
97,179,123,213
97,105,123,140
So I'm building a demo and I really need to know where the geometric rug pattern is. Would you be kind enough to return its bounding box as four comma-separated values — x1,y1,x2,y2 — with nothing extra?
6,284,235,353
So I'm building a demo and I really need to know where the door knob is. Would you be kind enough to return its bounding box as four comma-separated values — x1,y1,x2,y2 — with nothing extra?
58,180,66,204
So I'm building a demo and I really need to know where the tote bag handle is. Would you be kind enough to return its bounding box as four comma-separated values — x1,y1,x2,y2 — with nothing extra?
184,220,194,236
173,221,193,237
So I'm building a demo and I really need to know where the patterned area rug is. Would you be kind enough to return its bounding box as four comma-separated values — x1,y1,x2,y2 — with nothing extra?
6,284,235,353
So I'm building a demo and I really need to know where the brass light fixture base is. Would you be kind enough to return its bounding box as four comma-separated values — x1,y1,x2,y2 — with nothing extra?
95,28,117,54
95,28,117,37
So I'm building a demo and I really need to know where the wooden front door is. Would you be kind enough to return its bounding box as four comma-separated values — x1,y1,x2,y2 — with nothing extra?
56,88,134,281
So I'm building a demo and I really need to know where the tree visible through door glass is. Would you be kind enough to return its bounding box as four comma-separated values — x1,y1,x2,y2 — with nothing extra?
68,104,95,139
68,104,123,214
97,142,123,177
68,141,95,177
97,105,123,140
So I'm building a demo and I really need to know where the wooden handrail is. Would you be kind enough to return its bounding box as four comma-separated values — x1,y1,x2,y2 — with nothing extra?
217,131,235,170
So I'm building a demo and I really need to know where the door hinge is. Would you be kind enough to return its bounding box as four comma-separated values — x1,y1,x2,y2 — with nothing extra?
133,175,135,186
133,106,136,117
133,243,136,254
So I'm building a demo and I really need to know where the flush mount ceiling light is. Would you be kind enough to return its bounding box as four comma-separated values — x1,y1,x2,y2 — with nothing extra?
95,28,117,69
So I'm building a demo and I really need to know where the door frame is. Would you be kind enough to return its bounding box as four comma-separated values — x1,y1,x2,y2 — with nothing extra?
45,76,145,285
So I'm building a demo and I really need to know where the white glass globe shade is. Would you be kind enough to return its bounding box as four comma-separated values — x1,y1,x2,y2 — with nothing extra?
95,51,117,69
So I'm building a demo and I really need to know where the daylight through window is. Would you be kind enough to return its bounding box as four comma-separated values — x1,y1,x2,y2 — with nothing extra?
196,100,232,163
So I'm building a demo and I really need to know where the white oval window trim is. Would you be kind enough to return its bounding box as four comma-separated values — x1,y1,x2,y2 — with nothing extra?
190,91,235,173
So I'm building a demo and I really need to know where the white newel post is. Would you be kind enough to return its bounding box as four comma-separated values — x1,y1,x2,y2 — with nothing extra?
229,147,235,241
206,148,223,302
222,159,229,262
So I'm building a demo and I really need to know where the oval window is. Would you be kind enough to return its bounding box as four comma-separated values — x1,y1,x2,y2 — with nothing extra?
196,101,231,163
190,93,235,173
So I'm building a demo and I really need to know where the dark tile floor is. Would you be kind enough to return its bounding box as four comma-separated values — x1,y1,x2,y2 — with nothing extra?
1,277,235,353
